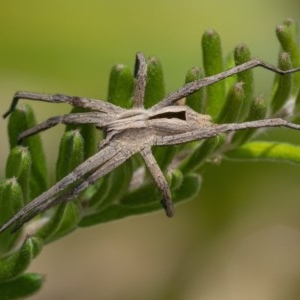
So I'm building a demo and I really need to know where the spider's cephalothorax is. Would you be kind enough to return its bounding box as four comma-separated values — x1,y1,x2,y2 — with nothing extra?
1,52,300,233
103,106,212,146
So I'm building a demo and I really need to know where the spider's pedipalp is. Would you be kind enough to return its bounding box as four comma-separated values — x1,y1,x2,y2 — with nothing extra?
133,52,148,108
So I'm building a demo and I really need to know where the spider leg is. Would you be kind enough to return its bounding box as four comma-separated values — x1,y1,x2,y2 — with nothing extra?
3,91,123,118
140,147,174,217
9,145,136,232
0,144,121,233
154,58,300,109
18,112,112,142
154,118,300,146
133,52,147,108
60,146,135,202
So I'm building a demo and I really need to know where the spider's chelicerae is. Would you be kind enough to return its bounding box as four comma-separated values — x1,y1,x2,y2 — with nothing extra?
1,52,300,233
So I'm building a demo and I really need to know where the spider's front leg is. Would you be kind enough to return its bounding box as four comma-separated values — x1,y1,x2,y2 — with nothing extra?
3,91,122,119
155,58,300,109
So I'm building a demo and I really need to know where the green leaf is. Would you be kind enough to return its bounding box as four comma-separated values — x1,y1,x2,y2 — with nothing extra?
185,66,205,113
172,173,202,202
0,237,43,282
217,82,244,123
107,64,134,108
224,53,237,92
295,89,300,119
179,136,223,173
122,173,202,217
37,201,81,243
152,145,178,172
232,95,267,146
0,179,24,255
234,43,254,119
225,141,300,164
65,107,98,160
270,52,293,114
0,273,44,300
79,173,201,226
7,105,47,199
144,56,166,108
5,146,31,204
56,130,85,180
167,168,183,191
202,29,225,119
88,158,133,210
79,204,121,226
276,19,300,96
38,130,85,242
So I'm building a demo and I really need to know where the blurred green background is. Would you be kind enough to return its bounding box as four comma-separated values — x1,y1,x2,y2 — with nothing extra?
1,1,300,299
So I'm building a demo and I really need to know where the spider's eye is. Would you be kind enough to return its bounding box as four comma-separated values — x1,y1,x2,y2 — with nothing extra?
149,111,186,121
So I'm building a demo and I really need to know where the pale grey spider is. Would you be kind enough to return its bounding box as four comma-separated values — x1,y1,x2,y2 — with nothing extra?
1,52,300,233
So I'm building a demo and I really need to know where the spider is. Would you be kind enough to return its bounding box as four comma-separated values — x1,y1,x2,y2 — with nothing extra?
1,52,300,233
